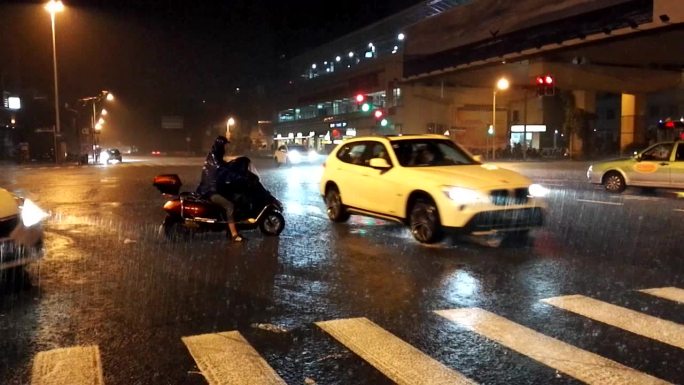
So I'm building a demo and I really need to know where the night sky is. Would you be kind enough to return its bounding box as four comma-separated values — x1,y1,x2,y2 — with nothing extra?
0,0,421,146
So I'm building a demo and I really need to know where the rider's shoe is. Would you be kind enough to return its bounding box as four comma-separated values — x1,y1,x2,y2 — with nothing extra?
230,233,246,242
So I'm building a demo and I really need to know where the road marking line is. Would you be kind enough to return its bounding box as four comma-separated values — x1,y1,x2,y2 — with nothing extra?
542,295,684,349
316,317,475,385
639,287,684,304
436,308,671,385
674,209,684,212
182,331,286,385
622,196,660,201
576,199,623,206
31,345,104,385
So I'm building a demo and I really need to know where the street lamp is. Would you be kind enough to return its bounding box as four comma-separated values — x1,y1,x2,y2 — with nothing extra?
45,0,64,163
227,117,235,138
101,109,108,116
492,77,510,160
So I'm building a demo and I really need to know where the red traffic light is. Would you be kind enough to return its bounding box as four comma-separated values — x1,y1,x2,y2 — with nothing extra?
374,110,384,119
355,94,366,103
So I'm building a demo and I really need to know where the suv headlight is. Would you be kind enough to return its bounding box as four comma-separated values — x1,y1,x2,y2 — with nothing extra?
443,186,487,204
21,199,48,227
529,183,550,198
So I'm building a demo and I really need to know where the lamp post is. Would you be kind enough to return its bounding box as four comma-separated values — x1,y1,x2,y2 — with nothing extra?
45,0,64,163
79,91,113,163
492,77,510,160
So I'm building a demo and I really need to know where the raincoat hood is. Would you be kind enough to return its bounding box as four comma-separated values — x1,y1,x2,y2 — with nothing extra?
211,136,229,159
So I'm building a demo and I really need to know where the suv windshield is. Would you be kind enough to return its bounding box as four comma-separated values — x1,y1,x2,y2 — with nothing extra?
391,139,478,167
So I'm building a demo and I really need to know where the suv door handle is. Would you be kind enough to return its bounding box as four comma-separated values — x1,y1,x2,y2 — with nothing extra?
660,162,669,166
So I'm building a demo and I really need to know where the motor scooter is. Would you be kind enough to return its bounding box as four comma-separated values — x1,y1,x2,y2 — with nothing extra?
153,173,285,239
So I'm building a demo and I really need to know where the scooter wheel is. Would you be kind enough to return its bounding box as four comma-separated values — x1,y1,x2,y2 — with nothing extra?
259,212,285,236
162,216,190,240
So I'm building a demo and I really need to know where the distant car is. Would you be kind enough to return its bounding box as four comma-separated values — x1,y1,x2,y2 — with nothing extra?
100,148,122,164
0,188,46,274
320,135,547,243
274,145,319,166
587,141,684,193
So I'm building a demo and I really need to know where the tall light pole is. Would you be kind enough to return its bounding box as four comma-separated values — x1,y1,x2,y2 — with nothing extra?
45,0,64,163
492,77,510,160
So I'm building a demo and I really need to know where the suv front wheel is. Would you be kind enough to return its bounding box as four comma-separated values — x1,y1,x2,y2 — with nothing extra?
409,198,443,243
325,187,350,222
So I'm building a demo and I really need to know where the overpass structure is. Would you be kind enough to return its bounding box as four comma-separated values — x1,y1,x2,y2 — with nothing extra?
270,0,683,158
402,0,684,156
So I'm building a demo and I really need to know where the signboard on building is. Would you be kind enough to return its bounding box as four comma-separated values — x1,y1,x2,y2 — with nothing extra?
2,92,21,110
511,124,546,132
8,97,21,110
161,116,184,129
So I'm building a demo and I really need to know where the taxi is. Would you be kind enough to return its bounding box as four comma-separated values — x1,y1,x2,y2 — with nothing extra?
320,135,547,244
587,141,684,193
0,188,47,272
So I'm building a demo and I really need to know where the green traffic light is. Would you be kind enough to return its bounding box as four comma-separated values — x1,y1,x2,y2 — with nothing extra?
380,118,388,127
361,103,371,112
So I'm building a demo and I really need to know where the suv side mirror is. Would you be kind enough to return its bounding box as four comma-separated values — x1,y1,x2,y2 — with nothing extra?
473,155,483,163
369,158,391,169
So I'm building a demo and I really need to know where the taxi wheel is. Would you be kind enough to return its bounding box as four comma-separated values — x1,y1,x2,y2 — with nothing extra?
325,187,350,222
603,172,626,193
409,198,443,244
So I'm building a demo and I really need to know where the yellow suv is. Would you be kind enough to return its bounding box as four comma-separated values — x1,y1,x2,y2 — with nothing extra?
320,135,547,243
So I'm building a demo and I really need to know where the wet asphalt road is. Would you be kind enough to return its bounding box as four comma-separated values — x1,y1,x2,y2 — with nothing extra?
0,156,683,385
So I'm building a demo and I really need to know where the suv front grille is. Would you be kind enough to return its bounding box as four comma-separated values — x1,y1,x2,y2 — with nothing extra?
0,216,19,238
490,188,529,206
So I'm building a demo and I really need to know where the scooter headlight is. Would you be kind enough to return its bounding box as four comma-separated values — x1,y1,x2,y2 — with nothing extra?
21,199,48,227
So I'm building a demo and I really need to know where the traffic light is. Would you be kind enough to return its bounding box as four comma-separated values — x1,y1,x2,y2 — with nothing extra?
536,75,555,96
543,75,555,96
355,93,372,112
535,76,545,96
373,109,384,119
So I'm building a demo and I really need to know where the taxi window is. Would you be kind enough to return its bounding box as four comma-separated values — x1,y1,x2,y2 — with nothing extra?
676,144,684,162
641,143,673,161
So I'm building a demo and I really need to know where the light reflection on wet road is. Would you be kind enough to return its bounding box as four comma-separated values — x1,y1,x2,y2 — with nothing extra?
1,157,683,384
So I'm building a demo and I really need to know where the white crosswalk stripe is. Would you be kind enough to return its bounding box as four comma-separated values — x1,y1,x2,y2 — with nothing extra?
25,287,684,385
31,345,104,385
639,287,684,304
316,317,476,385
182,331,286,385
541,294,684,349
436,308,671,385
